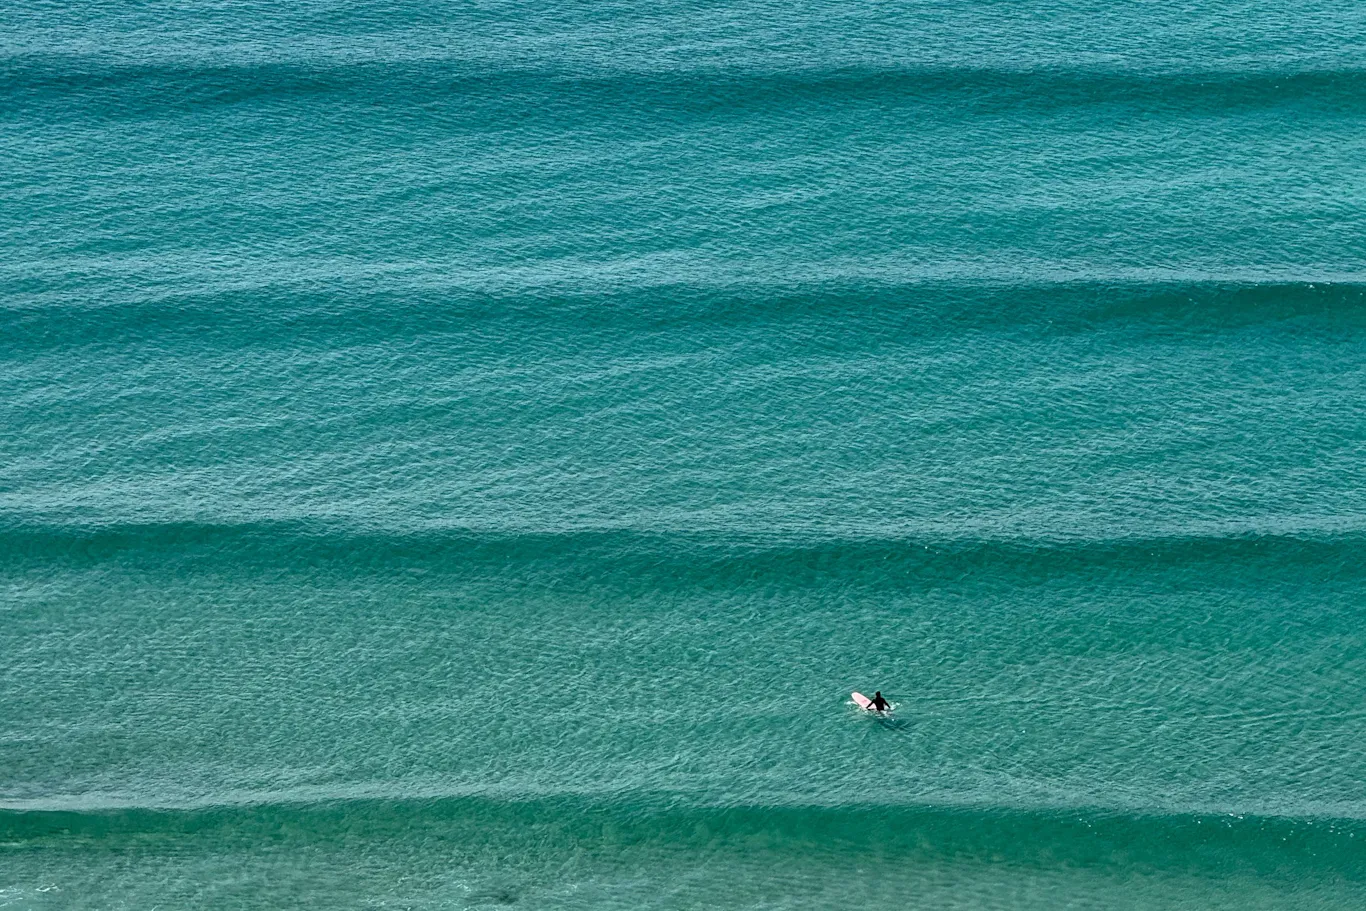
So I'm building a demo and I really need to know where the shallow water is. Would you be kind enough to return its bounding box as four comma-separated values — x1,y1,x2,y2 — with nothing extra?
3,1,1366,907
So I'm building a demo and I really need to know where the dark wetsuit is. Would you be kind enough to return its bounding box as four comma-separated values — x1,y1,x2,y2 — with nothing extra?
870,693,890,712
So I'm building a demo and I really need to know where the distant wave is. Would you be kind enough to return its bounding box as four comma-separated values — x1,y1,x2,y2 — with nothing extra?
5,57,1366,118
2,793,1363,875
6,280,1366,352
2,520,1362,591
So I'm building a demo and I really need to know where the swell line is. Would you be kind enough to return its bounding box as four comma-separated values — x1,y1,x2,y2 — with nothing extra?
5,58,1366,118
3,794,1364,875
5,281,1366,353
2,521,1362,590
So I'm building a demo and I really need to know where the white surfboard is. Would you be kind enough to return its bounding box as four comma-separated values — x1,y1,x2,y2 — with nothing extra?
851,691,873,710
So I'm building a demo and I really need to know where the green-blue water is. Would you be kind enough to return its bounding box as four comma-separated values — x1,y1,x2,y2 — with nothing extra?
4,1,1366,907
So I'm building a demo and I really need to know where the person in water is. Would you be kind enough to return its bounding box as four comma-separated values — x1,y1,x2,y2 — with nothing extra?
869,691,890,712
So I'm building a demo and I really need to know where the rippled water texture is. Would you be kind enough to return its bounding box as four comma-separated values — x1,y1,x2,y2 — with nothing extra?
3,1,1366,908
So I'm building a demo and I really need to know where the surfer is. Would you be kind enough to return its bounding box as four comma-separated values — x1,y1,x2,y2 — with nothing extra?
869,691,890,712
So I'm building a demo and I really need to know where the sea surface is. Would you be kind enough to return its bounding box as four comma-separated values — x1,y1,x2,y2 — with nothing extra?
3,1,1366,908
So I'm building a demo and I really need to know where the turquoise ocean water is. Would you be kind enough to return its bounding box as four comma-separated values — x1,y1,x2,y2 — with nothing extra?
4,1,1366,907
